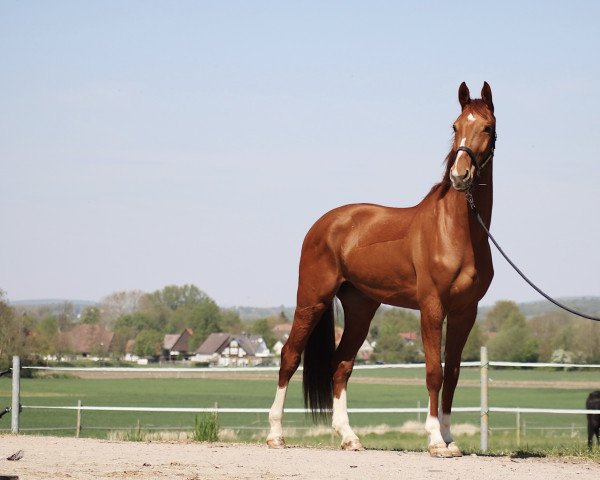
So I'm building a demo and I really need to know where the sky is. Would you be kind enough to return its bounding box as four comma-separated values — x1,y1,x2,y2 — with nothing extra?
1,1,599,308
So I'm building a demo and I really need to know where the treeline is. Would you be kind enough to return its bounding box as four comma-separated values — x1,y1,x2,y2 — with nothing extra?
0,285,287,367
2,286,599,369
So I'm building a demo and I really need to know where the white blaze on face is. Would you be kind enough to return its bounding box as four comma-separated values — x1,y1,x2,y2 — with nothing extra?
467,113,476,122
451,137,467,176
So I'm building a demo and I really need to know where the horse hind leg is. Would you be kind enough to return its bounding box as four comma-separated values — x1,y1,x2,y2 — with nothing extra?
331,284,380,451
266,271,340,448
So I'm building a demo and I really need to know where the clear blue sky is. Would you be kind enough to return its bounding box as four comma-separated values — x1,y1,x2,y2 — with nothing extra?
1,1,599,307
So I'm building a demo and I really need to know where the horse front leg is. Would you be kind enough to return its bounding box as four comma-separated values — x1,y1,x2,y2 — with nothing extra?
420,297,452,458
441,305,478,457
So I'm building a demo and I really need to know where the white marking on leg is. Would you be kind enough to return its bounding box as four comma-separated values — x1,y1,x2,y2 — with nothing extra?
425,414,445,445
467,113,476,122
332,389,359,444
425,400,444,445
439,412,453,444
267,386,287,441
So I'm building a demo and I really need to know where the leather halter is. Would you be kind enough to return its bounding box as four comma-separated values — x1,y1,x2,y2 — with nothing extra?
456,131,497,177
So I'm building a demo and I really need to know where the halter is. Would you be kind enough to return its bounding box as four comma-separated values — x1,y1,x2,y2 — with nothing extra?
455,130,497,177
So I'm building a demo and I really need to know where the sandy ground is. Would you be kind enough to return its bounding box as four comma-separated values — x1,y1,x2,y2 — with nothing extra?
0,436,599,480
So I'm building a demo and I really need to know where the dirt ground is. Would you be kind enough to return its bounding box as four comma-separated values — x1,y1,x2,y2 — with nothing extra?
0,435,598,480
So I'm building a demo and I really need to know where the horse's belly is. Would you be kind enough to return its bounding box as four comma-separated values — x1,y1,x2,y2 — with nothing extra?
342,253,419,308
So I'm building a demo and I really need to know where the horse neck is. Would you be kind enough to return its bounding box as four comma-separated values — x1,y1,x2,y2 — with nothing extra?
472,164,494,229
438,165,493,243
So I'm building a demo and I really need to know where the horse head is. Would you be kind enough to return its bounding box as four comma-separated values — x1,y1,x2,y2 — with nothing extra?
449,82,496,192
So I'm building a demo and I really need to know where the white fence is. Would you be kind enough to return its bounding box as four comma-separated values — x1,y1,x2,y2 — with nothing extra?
5,348,600,452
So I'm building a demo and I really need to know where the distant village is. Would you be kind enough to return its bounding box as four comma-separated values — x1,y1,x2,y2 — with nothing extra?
2,286,600,370
45,322,405,367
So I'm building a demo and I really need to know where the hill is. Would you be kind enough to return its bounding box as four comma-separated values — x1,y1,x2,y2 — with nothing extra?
477,296,600,319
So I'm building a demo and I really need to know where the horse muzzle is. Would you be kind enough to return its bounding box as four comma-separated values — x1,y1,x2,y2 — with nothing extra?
449,170,473,192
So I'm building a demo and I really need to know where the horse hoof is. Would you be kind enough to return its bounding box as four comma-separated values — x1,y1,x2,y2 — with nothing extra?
341,438,365,451
266,436,287,449
428,442,453,458
447,442,463,457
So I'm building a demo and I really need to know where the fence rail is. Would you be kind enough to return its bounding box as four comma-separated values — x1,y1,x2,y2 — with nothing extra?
20,360,600,372
6,349,600,452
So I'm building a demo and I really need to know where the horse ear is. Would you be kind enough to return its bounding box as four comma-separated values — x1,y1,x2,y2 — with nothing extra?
458,82,471,109
481,81,494,113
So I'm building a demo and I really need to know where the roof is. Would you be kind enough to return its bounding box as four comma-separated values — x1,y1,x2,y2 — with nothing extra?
163,334,180,350
235,335,267,356
125,339,136,354
400,332,418,342
62,324,114,354
196,333,232,355
164,329,193,352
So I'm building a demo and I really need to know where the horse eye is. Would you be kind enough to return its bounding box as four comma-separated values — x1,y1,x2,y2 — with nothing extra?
483,126,492,134
452,125,457,132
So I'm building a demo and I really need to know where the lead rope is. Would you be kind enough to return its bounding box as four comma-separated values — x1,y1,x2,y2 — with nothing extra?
466,192,600,322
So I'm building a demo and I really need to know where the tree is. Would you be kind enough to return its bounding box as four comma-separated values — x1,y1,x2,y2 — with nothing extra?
99,290,144,327
220,309,244,334
56,301,75,332
482,300,522,334
34,316,60,356
142,284,209,312
168,301,222,349
250,318,277,350
372,316,407,363
80,306,100,324
461,321,482,361
370,307,419,341
528,311,572,362
486,302,538,362
114,311,162,335
133,330,163,358
0,292,27,369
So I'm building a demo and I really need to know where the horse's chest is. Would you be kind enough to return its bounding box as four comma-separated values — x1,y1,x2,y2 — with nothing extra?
432,252,480,298
450,267,479,297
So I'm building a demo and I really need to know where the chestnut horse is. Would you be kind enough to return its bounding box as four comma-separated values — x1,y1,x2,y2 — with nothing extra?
267,82,496,458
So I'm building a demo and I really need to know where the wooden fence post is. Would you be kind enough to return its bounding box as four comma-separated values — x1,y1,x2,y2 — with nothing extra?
516,409,520,447
11,356,20,434
480,347,489,452
76,400,82,437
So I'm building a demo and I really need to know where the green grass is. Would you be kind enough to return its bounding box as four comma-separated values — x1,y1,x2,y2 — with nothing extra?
0,367,597,459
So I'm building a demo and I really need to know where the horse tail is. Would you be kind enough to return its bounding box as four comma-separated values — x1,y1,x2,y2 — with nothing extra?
302,302,335,422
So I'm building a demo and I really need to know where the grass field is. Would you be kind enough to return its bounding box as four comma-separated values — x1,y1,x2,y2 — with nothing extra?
0,366,598,455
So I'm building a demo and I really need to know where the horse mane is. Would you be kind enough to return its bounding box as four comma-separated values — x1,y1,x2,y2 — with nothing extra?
424,99,492,201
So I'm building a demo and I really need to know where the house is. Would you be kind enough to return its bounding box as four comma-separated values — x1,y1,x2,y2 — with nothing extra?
123,339,149,365
124,339,137,361
163,328,194,361
60,324,114,359
400,332,418,345
193,333,272,367
272,323,292,342
356,339,374,361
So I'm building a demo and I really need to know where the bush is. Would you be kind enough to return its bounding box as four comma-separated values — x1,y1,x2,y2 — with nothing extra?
193,412,219,442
